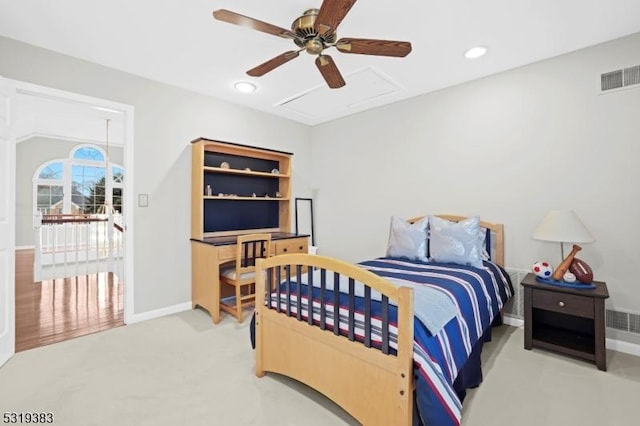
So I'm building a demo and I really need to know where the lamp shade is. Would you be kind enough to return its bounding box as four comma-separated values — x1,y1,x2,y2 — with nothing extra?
532,210,595,243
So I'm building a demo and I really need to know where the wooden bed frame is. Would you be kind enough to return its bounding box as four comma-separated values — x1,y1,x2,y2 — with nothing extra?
254,215,505,425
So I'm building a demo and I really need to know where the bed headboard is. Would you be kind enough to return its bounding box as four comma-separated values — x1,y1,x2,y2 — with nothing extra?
407,215,505,267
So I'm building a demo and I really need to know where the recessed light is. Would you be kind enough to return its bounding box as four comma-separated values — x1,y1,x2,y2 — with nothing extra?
234,81,256,93
464,46,488,59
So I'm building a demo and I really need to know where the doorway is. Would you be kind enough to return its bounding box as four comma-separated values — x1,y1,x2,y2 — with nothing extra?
12,80,134,351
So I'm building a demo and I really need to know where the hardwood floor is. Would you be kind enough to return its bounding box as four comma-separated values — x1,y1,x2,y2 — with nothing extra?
15,249,124,352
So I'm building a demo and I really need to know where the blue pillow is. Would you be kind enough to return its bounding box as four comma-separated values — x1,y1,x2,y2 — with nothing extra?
428,215,484,268
386,216,428,261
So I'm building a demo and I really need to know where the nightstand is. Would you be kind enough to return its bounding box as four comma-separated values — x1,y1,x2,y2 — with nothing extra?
521,273,609,371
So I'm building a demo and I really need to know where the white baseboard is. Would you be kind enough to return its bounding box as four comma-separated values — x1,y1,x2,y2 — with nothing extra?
126,302,192,324
503,315,524,327
606,337,640,357
126,305,640,357
503,315,640,357
0,353,12,367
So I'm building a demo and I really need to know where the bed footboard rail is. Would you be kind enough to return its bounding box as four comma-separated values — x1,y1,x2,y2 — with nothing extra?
255,253,414,426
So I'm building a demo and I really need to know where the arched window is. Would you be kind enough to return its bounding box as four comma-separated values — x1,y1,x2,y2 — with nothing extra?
34,145,124,215
73,146,105,162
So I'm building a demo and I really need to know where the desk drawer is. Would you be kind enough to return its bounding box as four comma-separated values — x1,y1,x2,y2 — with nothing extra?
217,245,237,263
532,289,594,318
275,238,308,255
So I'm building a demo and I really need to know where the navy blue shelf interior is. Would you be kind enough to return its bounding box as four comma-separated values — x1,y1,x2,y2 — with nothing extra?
204,199,279,233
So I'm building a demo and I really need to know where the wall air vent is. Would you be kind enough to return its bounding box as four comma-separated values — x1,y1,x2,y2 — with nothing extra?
606,309,640,334
601,65,640,92
504,268,527,319
623,65,640,86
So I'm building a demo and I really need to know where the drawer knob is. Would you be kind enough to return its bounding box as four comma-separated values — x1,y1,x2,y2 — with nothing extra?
558,301,565,307
283,248,288,252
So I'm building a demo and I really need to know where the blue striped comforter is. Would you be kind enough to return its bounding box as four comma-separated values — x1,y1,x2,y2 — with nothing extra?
267,257,513,425
360,258,513,425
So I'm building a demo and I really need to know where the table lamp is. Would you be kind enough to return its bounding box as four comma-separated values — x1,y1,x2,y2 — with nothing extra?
532,209,595,259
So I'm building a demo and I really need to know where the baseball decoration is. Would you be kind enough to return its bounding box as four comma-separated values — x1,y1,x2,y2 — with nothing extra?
551,244,582,281
569,258,594,284
563,272,577,283
532,261,553,278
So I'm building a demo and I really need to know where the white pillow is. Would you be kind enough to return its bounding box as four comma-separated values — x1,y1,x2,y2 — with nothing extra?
386,216,428,261
429,215,484,268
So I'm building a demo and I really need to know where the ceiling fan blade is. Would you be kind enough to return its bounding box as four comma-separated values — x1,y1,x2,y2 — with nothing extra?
315,55,346,89
247,51,301,77
213,9,296,39
314,0,357,35
336,38,412,57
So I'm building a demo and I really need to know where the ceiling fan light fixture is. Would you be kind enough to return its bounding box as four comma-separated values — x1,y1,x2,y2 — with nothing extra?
464,46,488,59
305,38,324,55
213,3,412,89
234,81,257,93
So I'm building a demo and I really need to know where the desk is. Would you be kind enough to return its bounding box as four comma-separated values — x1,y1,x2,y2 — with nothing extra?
191,233,309,323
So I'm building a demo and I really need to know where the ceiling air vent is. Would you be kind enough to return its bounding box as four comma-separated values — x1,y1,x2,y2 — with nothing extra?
601,65,640,92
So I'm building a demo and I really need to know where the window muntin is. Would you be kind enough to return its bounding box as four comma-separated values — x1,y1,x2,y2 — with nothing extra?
113,166,124,184
72,165,107,214
38,162,64,180
36,184,64,214
34,145,124,215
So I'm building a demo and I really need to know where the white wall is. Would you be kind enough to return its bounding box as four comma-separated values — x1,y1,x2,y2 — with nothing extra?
311,33,640,326
0,36,313,314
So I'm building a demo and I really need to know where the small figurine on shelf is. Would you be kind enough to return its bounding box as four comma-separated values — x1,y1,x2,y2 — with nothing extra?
206,185,212,196
220,161,230,169
252,192,257,197
275,192,282,198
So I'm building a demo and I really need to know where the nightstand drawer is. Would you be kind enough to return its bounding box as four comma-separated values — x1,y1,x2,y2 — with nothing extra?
532,289,594,318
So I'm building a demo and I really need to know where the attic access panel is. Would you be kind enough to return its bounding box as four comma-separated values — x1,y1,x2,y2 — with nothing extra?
276,67,401,120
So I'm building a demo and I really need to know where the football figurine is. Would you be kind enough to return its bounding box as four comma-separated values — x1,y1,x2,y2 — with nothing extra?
532,261,553,278
569,258,594,284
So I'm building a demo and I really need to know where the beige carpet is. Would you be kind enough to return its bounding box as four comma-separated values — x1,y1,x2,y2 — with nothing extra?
1,309,638,426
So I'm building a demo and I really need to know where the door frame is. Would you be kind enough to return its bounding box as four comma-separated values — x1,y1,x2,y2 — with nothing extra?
11,79,135,324
0,77,16,367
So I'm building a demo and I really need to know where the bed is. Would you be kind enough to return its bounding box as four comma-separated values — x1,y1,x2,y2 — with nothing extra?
252,215,513,425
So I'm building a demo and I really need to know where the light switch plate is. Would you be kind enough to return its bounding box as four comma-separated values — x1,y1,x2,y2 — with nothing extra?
138,193,149,207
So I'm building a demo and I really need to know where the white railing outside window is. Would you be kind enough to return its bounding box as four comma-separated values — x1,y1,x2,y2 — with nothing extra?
33,212,124,281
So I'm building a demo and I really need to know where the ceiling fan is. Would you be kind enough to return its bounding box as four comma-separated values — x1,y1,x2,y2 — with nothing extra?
213,0,412,89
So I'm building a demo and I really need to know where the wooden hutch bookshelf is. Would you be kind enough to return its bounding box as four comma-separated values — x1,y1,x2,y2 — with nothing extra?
190,138,308,323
